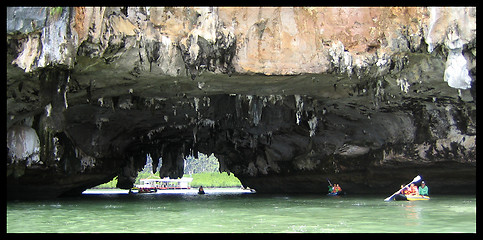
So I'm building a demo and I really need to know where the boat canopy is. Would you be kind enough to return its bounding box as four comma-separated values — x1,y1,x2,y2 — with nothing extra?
138,177,193,189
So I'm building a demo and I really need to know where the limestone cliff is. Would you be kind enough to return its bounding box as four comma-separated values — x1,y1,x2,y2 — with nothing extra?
7,7,476,199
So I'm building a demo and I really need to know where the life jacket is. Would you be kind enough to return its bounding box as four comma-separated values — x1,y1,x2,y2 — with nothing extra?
409,186,418,195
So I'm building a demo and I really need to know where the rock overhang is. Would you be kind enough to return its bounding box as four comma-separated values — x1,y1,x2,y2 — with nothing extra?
6,7,476,199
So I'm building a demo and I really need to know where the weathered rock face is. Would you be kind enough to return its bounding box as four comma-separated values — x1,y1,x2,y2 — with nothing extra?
7,7,476,199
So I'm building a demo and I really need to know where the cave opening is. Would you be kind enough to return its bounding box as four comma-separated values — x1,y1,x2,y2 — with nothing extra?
90,152,245,191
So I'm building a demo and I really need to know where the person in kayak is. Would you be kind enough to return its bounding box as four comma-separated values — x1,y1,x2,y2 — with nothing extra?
399,184,409,194
330,183,342,193
198,186,205,194
334,184,342,193
407,183,419,196
418,181,429,196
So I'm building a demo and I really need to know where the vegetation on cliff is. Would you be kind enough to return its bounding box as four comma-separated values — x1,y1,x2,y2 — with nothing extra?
93,153,242,189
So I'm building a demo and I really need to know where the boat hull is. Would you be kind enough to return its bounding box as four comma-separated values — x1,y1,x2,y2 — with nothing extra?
406,195,430,201
394,194,430,201
327,191,345,196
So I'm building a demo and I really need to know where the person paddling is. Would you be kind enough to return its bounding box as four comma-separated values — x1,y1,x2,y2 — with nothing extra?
198,186,205,194
327,179,334,193
399,184,409,195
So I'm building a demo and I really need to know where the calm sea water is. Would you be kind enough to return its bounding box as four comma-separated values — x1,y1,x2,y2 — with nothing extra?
7,189,476,233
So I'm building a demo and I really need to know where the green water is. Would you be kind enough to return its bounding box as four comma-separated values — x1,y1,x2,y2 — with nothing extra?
7,191,476,233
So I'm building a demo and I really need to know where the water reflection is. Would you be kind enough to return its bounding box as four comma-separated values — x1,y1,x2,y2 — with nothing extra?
402,203,422,226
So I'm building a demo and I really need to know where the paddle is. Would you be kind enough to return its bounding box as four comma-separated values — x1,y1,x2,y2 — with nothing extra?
384,175,421,202
327,178,333,194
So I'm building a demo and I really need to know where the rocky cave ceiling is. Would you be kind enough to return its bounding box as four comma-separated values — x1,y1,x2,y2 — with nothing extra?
6,7,476,199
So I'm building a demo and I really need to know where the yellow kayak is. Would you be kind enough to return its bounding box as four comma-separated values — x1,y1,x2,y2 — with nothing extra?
406,195,430,201
394,194,430,201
